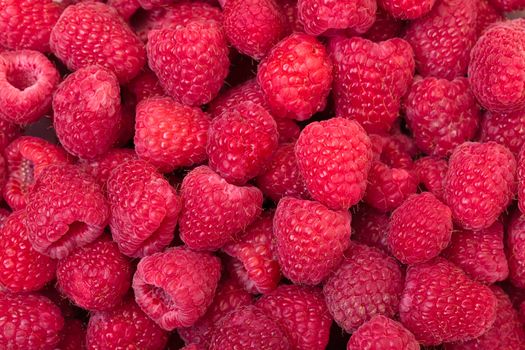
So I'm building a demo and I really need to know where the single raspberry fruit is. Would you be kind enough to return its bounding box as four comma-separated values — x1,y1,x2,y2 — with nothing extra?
126,68,164,103
476,0,504,36
81,148,137,187
375,134,415,169
107,0,140,21
132,247,221,331
208,78,269,117
347,315,419,350
507,211,525,289
57,319,86,350
414,156,448,200
378,0,436,19
489,0,525,11
352,204,390,253
481,109,525,156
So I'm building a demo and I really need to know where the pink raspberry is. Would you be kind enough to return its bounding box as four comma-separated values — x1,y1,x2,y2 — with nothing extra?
352,205,390,254
81,148,137,187
53,65,122,160
489,0,525,11
330,37,415,134
507,211,525,289
0,119,20,152
274,197,351,285
179,166,263,251
481,110,525,156
414,156,448,200
347,315,419,350
126,68,164,103
107,0,140,20
257,33,333,121
378,0,436,19
323,243,404,332
57,319,86,350
132,247,221,331
476,0,504,36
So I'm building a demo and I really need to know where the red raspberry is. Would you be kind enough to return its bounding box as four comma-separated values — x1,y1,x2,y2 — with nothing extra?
400,257,497,345
86,297,168,350
132,247,221,331
0,208,9,227
0,50,59,125
330,37,415,134
25,164,109,259
296,118,373,210
347,315,419,350
520,146,525,214
256,285,332,350
50,2,145,83
107,0,140,20
476,0,504,36
507,211,525,289
0,293,64,350
137,0,173,10
179,166,263,251
444,142,516,230
209,305,290,350
374,134,414,169
404,76,480,157
0,119,20,152
469,19,525,113
0,210,56,293
323,243,404,332
275,118,301,143
352,205,390,253
147,22,229,107
107,159,180,257
362,8,404,42
489,0,525,11
58,319,86,350
282,0,304,34
0,0,64,52
378,0,436,19
405,0,477,79
414,156,448,200
208,78,269,117
442,222,508,284
481,110,525,156
81,148,137,187
297,0,376,36
53,66,122,160
126,68,164,103
274,197,351,285
257,33,333,121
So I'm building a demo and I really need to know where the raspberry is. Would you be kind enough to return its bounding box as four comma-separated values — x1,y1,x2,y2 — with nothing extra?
414,156,448,200
257,33,333,121
330,37,415,134
347,315,419,350
274,118,301,143
274,197,351,285
223,0,286,59
147,21,229,107
404,76,480,157
137,0,174,10
0,293,64,350
476,0,504,35
297,0,376,36
489,0,525,11
399,257,497,345
52,66,122,160
179,166,263,251
469,19,525,113
0,210,56,293
25,164,109,259
444,142,516,230
0,0,64,52
375,134,415,169
481,110,525,156
57,319,86,350
256,285,332,350
0,119,20,152
352,204,390,253
0,208,9,227
181,344,205,350
282,0,304,34
361,8,404,42
132,247,221,331
81,148,137,187
323,243,404,332
507,211,525,289
107,0,140,21
520,146,525,213
126,68,164,103
378,0,436,19
208,78,269,117
86,297,168,350
405,0,477,79
0,50,59,125
296,118,373,210
50,2,146,83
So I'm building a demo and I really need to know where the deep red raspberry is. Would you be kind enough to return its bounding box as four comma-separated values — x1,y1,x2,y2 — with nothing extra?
444,142,516,230
132,247,221,331
489,0,525,11
0,119,20,152
476,0,504,36
208,79,268,117
414,156,447,200
50,2,145,83
296,118,373,210
362,8,405,42
405,0,477,79
257,33,333,121
374,134,414,169
81,148,137,187
507,211,525,289
107,0,140,20
282,0,304,34
347,315,419,350
378,0,436,19
400,257,497,345
274,197,351,285
481,110,525,156
179,166,263,251
57,319,86,350
330,37,415,134
0,210,56,293
26,164,109,259
323,243,404,332
53,66,122,160
0,50,59,125
126,68,164,103
86,297,168,350
352,204,390,253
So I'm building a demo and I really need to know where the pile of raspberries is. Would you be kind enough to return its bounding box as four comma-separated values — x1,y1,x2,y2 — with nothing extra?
3,0,525,349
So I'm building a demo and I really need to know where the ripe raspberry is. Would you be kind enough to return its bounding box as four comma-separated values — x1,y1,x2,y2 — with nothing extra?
414,156,448,200
330,37,415,134
282,0,304,34
81,148,137,187
0,119,20,152
378,0,436,19
0,50,59,125
352,205,390,253
469,19,525,113
86,297,168,350
126,68,164,103
405,0,477,79
274,197,351,285
297,0,376,36
275,118,301,143
25,164,109,259
53,66,122,160
296,118,373,210
107,0,140,21
208,79,269,117
481,110,525,156
257,33,333,121
520,147,525,214
375,134,415,169
489,0,525,11
444,142,516,230
404,76,480,157
323,243,404,332
476,0,504,35
256,285,332,350
400,257,497,345
57,319,86,350
50,2,145,83
147,21,229,107
0,208,9,227
137,0,174,10
209,305,290,350
132,247,221,331
507,211,525,289
179,166,263,251
0,210,56,293
347,315,419,350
